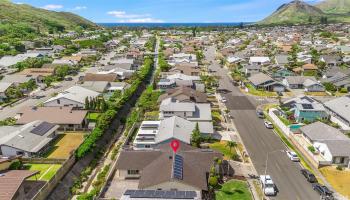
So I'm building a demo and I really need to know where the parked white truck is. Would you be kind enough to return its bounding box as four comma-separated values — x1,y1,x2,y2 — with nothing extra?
260,175,277,196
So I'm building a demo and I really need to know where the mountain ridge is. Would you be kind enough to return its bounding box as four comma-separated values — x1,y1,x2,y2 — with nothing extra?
260,0,325,25
0,0,97,32
316,0,350,14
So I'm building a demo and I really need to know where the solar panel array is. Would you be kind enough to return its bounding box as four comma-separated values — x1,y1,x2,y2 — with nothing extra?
30,122,55,136
302,104,314,110
124,190,197,199
173,154,183,180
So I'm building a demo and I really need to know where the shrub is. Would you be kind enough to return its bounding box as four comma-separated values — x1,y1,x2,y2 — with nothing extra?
308,146,316,154
9,160,22,170
336,165,344,171
231,153,240,161
208,176,218,187
340,87,348,93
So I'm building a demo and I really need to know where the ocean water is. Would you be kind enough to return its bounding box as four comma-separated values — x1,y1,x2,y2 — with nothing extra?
98,22,251,28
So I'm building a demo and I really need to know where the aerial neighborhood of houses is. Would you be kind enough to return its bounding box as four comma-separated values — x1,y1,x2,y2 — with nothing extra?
1,20,350,200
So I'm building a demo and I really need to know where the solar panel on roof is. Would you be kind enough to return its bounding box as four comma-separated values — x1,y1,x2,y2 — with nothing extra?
30,122,55,136
173,154,183,180
164,191,175,198
302,104,314,109
185,191,197,198
125,190,197,199
176,191,186,198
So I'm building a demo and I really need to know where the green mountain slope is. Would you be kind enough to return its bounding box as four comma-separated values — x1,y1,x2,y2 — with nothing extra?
0,0,97,32
316,0,350,14
260,0,324,24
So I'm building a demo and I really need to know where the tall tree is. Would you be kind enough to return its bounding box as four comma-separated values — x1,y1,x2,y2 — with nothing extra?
191,123,201,148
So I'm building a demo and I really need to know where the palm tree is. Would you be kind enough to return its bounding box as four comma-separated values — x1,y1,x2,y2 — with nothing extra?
226,141,237,154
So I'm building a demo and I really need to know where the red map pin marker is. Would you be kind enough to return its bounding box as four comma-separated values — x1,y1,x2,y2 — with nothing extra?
170,140,180,153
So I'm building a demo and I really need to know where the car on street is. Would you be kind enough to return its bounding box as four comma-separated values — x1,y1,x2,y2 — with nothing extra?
300,169,317,183
256,109,264,118
312,183,333,198
286,150,300,162
260,175,277,196
264,121,274,129
65,77,73,81
221,97,227,103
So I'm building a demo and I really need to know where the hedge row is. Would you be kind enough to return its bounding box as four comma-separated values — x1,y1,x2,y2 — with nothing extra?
75,57,154,159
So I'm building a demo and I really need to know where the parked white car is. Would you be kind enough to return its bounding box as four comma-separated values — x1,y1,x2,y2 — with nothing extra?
221,97,227,103
286,151,300,162
264,121,274,129
260,175,276,196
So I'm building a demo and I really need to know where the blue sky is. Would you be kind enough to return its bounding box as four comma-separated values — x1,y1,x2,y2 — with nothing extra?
14,0,322,23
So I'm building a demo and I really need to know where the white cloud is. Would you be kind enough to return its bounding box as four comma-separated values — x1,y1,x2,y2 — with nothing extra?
107,10,163,23
107,11,150,19
118,18,164,23
41,4,63,10
72,6,87,11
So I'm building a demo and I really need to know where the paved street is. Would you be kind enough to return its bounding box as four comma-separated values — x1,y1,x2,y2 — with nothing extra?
0,73,81,120
205,46,319,200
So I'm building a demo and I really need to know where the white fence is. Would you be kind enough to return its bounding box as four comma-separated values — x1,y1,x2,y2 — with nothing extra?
268,108,292,136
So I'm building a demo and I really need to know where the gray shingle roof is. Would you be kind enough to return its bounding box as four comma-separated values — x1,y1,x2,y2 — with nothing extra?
300,122,348,142
324,96,350,124
0,121,59,153
248,73,273,86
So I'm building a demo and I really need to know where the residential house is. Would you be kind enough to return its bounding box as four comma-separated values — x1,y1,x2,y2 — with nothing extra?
302,63,318,73
275,54,289,66
283,76,324,92
170,63,200,76
80,81,111,93
0,121,59,157
18,68,55,84
44,86,100,108
83,73,118,82
272,68,295,80
249,57,270,65
1,75,34,86
227,56,243,65
293,101,329,123
158,86,207,103
133,116,200,149
116,142,222,197
241,65,261,77
320,55,341,67
299,122,350,168
324,96,350,131
248,73,286,92
159,98,213,135
0,170,40,200
16,106,89,131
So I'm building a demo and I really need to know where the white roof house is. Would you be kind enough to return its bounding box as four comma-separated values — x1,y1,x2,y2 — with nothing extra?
44,86,100,108
160,98,212,121
249,57,270,65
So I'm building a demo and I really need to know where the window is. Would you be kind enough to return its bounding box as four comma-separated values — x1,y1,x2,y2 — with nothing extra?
57,99,61,104
127,170,139,175
145,145,151,148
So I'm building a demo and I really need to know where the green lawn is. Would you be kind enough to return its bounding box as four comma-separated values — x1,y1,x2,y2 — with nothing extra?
215,180,252,200
87,112,101,122
246,84,277,97
209,141,237,160
24,164,61,181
